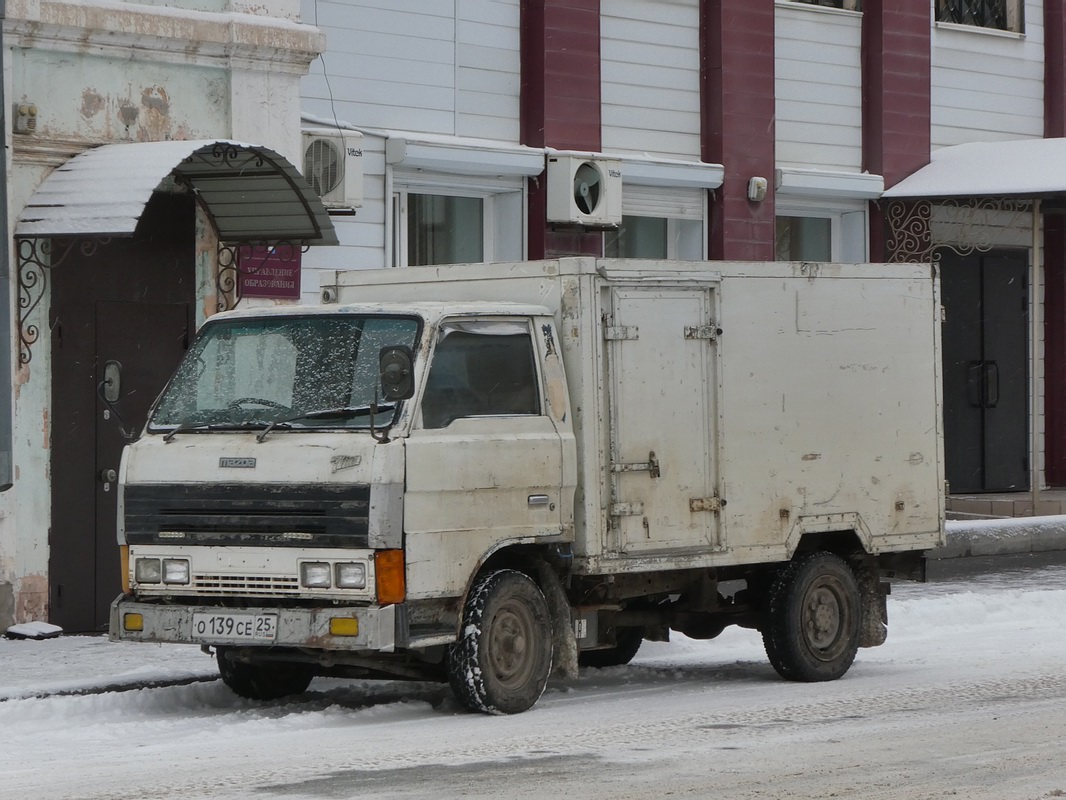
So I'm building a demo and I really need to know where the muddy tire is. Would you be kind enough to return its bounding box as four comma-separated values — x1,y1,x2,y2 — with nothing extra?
578,627,643,669
447,569,553,714
216,648,314,701
762,552,860,682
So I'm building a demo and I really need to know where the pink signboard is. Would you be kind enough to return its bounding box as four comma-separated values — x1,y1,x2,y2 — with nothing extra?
239,245,302,300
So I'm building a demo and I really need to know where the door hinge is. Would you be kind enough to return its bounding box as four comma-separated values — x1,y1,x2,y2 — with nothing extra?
610,502,645,517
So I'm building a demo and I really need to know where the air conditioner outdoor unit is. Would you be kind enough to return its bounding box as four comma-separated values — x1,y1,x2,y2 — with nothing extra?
545,154,622,227
302,129,363,211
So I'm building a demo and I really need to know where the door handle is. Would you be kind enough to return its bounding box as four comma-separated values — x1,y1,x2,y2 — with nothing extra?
527,494,550,507
100,468,117,483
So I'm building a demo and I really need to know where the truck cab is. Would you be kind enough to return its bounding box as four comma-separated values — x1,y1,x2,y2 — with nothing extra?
112,302,576,707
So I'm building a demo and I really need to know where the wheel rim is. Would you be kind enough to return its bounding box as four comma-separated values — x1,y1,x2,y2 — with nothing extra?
801,575,852,662
488,598,538,689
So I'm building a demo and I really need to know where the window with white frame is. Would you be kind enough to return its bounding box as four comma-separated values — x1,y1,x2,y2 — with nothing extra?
776,216,832,261
775,202,868,263
406,194,484,266
391,175,524,267
935,0,1023,33
789,0,861,10
605,185,706,260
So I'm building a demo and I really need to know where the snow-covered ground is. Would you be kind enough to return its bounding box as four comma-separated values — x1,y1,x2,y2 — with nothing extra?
2,560,1066,799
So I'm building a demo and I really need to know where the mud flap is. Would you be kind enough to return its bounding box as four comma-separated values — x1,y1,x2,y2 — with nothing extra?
856,565,888,648
535,561,579,679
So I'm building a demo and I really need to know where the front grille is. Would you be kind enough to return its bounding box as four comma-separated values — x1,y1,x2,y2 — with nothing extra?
191,573,301,596
124,483,370,548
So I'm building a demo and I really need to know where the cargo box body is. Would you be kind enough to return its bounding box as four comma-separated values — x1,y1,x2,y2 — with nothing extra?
323,257,946,574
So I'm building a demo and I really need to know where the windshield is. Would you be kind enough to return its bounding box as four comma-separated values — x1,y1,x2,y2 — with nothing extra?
148,314,421,433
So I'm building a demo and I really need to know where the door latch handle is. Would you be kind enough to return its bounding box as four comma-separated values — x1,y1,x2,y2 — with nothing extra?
100,468,117,483
610,451,660,479
527,494,550,507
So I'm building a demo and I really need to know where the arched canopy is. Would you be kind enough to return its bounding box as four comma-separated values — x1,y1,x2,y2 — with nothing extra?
15,140,338,245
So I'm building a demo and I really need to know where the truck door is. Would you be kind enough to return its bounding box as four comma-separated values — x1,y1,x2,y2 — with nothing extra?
606,286,720,554
404,317,573,599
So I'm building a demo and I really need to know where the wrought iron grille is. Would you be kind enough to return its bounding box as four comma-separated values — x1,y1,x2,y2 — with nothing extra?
936,0,1010,31
884,198,1032,265
15,237,112,365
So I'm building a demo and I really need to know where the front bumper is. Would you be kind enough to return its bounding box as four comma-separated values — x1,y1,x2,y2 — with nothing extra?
108,595,397,652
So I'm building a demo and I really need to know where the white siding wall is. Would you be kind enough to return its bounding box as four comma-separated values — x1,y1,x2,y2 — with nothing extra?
931,0,1045,148
600,0,701,160
301,0,520,140
300,1,521,282
455,0,522,140
775,2,864,172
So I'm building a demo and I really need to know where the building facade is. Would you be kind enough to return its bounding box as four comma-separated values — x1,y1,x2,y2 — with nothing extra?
0,0,332,630
4,0,1065,630
298,0,1066,516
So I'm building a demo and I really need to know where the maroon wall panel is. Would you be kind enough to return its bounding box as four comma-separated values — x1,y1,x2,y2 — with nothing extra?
522,0,603,258
862,0,931,260
700,1,776,261
1044,1,1066,484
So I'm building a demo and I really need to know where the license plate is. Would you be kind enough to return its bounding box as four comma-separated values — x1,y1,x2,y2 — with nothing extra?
191,612,277,642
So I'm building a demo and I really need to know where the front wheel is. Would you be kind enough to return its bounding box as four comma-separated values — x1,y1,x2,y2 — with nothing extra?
447,569,554,714
761,552,861,682
216,649,314,701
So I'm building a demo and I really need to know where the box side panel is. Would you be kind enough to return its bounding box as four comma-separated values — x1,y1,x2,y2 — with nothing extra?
716,267,943,559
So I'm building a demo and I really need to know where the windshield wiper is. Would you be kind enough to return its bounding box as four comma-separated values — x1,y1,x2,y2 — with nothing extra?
256,404,397,443
162,420,267,443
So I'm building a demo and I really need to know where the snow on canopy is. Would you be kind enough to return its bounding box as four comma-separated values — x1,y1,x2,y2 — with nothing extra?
15,139,338,245
883,137,1066,199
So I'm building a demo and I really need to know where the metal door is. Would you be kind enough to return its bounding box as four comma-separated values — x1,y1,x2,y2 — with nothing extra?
940,249,1029,493
403,319,568,599
606,286,719,553
49,193,195,631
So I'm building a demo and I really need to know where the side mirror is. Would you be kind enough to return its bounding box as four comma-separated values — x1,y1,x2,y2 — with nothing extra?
379,346,415,401
101,360,123,404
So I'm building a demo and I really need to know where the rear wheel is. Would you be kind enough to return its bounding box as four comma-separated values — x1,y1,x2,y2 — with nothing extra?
762,552,860,682
448,569,553,714
216,649,314,701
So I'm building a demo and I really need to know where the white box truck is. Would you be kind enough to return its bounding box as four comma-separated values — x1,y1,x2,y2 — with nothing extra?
109,258,945,714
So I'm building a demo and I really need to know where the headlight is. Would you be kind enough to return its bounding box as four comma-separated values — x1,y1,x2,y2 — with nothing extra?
135,558,162,584
300,561,332,588
335,562,367,589
163,558,190,585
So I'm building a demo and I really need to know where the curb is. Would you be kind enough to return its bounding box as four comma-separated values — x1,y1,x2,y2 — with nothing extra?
932,517,1066,559
0,674,217,704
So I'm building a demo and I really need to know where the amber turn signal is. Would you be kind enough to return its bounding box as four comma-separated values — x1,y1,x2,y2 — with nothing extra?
120,545,130,593
374,549,406,605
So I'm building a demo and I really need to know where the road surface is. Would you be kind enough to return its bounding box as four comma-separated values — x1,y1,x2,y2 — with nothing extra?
3,560,1066,800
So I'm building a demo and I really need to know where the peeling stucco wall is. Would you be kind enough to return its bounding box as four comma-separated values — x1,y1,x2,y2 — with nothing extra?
2,0,325,627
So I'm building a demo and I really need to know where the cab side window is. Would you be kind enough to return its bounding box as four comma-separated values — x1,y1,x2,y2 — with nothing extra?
421,323,540,429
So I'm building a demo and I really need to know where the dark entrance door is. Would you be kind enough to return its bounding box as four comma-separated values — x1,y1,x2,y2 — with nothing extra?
939,249,1029,494
49,193,196,632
